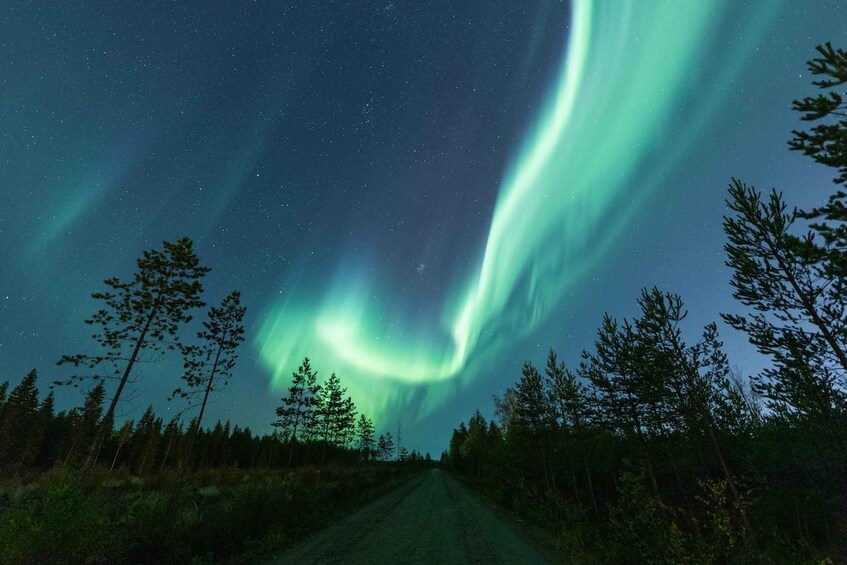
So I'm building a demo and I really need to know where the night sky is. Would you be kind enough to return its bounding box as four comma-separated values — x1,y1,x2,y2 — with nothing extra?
1,1,844,455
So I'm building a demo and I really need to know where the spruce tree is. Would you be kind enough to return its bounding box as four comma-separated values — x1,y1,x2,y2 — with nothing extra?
0,380,9,418
64,382,106,466
0,370,40,470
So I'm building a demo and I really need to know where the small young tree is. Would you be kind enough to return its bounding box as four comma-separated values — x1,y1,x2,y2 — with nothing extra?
172,290,246,468
57,237,209,465
273,358,321,471
585,314,667,493
356,414,375,458
378,432,395,461
314,373,357,456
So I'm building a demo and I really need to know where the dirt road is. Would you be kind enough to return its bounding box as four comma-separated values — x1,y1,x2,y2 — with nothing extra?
271,469,548,564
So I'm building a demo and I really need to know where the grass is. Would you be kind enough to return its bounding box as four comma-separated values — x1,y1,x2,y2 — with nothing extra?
0,464,422,564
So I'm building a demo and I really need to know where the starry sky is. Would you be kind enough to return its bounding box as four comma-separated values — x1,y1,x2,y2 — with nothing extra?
1,1,844,455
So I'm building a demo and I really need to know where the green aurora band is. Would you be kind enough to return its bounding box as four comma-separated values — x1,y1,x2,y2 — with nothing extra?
257,0,780,425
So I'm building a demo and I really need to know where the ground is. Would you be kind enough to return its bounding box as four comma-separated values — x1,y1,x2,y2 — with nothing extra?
271,468,548,564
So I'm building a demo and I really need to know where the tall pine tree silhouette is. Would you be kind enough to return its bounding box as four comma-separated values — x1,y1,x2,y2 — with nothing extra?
58,237,209,466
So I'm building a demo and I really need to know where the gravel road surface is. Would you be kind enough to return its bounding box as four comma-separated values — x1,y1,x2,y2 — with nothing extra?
271,468,547,564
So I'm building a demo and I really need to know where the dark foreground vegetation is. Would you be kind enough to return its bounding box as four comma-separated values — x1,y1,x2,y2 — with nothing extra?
0,364,431,563
0,463,424,563
0,176,429,560
446,44,847,563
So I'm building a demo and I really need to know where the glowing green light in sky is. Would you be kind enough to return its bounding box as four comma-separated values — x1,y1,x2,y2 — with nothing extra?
258,0,778,425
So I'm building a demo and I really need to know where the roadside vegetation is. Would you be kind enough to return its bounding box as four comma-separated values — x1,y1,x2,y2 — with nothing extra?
0,233,430,562
444,43,847,563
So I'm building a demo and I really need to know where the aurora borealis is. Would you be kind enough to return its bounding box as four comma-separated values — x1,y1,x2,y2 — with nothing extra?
1,1,844,453
257,0,783,422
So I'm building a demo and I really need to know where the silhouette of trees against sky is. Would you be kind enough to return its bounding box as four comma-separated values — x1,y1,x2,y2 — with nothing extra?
356,413,376,459
445,43,847,562
56,237,209,466
724,42,847,455
1,40,845,565
172,290,246,469
273,357,321,471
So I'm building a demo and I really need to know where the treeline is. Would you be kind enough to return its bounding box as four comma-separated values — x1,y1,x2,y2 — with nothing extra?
273,357,425,466
0,358,427,563
0,224,426,563
0,371,429,476
0,364,425,480
446,43,847,562
1,226,422,480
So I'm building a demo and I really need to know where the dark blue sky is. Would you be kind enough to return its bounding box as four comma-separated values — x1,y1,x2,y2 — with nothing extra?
1,1,844,455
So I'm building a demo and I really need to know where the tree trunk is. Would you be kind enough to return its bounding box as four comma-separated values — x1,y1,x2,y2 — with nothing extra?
181,339,224,472
85,289,167,469
569,454,581,504
582,451,599,518
111,439,124,471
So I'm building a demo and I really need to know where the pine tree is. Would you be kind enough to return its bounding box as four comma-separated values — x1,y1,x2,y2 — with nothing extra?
585,314,666,493
378,432,395,461
545,348,598,513
512,361,556,489
723,181,847,452
790,43,847,190
721,44,847,456
462,409,488,478
173,290,246,468
355,414,375,459
314,372,356,453
33,391,57,469
338,396,358,447
273,357,321,471
635,288,750,531
57,237,209,466
448,423,468,468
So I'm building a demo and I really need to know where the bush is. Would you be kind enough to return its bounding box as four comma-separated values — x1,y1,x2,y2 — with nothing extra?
0,471,121,563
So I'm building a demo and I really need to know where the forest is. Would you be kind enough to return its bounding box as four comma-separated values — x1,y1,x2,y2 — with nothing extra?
1,39,845,565
0,243,429,561
445,43,847,563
